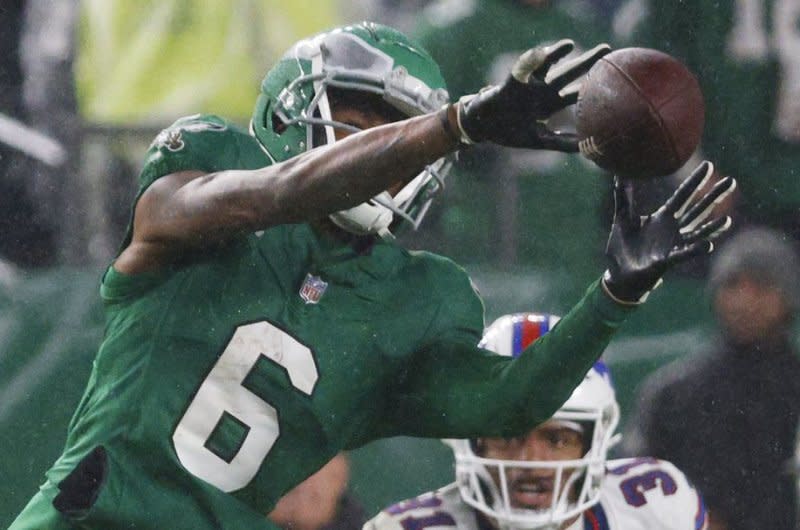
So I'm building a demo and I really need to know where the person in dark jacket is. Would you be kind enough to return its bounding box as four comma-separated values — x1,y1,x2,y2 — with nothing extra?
624,227,800,530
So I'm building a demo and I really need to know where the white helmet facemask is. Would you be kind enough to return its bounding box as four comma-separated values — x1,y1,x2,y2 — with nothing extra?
447,401,619,530
274,31,452,239
446,313,621,530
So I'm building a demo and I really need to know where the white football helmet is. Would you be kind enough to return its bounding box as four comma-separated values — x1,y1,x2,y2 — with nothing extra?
446,313,620,529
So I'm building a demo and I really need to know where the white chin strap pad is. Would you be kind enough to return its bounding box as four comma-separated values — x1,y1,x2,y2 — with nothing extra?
328,196,395,239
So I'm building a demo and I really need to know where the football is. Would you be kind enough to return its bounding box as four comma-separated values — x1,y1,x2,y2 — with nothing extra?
576,47,704,179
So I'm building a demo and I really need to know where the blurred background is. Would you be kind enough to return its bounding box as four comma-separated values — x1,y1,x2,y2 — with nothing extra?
2,0,799,528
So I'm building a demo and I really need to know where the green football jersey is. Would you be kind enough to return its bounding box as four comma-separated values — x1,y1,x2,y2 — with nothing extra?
11,115,633,529
615,0,800,229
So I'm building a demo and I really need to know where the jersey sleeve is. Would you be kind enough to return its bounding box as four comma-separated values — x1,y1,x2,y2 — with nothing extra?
378,276,635,439
103,114,261,299
603,458,708,530
418,253,486,348
118,113,256,248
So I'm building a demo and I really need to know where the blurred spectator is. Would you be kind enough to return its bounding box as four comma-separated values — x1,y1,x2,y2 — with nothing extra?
76,0,352,125
614,0,800,243
0,2,25,120
71,0,355,265
0,0,59,267
411,0,617,293
623,227,800,530
268,453,365,530
20,0,82,265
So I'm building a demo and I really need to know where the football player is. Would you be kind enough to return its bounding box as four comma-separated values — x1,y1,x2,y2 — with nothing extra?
10,22,731,530
366,313,709,530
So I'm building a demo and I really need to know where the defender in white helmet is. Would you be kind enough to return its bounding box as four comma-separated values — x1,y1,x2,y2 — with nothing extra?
366,313,708,530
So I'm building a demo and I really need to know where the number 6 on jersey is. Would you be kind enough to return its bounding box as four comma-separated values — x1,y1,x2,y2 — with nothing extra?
172,321,319,492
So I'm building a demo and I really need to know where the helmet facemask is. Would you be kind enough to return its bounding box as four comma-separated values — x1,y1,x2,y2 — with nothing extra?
447,400,619,530
253,25,452,239
447,313,621,529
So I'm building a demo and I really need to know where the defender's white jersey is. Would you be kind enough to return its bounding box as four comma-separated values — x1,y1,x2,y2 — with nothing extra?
364,458,707,530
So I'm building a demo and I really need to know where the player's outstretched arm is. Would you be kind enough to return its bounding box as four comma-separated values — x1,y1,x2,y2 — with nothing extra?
602,161,736,304
376,163,735,440
377,277,632,440
115,39,609,274
116,111,462,274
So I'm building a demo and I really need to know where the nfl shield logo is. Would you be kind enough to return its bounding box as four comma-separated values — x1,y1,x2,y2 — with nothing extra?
299,273,328,304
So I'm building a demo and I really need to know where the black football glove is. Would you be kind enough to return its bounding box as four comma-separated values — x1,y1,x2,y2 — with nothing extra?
456,39,611,151
603,161,737,304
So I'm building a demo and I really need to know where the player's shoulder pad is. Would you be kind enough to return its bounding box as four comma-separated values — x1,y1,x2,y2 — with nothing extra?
139,113,265,191
601,457,708,530
406,250,478,297
147,113,235,157
364,484,474,530
406,250,484,327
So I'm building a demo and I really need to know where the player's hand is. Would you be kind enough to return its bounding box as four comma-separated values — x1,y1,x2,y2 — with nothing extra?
602,161,736,304
456,39,610,151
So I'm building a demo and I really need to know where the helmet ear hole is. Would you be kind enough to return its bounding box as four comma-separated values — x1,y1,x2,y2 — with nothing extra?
270,107,288,135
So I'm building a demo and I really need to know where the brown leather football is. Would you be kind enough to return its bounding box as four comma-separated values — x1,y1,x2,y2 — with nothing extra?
576,47,704,179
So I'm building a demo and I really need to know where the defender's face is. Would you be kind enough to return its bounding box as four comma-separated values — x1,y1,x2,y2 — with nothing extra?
478,420,584,511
